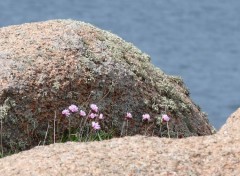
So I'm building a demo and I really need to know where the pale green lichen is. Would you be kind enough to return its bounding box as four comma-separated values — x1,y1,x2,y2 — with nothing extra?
0,98,15,120
52,81,61,90
0,106,8,120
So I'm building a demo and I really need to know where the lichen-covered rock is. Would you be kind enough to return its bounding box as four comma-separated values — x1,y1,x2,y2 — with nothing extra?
0,109,239,175
0,19,214,154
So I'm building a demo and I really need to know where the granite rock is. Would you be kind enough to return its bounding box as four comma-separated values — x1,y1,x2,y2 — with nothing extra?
0,20,214,154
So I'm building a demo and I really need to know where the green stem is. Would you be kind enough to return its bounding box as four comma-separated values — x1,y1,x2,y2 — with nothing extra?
1,119,3,157
68,118,71,140
167,122,170,138
85,127,92,142
145,123,154,136
43,122,49,145
79,110,91,141
159,124,162,137
97,131,102,141
126,120,128,136
54,111,56,144
120,121,126,137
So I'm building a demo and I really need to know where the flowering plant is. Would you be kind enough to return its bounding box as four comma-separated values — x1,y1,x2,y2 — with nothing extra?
125,112,132,120
61,103,105,141
90,104,98,113
92,122,101,130
61,103,172,142
68,104,78,113
142,113,150,121
162,114,170,122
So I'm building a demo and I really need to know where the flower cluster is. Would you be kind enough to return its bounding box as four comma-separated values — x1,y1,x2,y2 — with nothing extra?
88,104,104,125
162,114,170,122
62,104,80,117
80,110,86,117
62,109,71,117
92,122,100,130
62,104,172,139
142,113,150,121
124,112,132,120
90,104,98,113
69,104,78,113
124,113,170,123
62,103,104,130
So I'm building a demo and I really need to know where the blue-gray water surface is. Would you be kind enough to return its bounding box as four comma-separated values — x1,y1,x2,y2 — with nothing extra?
1,0,239,129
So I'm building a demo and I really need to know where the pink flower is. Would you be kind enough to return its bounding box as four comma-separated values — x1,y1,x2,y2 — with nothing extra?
98,113,104,120
62,109,71,117
162,114,170,122
89,113,97,119
90,104,98,113
68,104,78,113
79,110,86,117
142,114,150,121
125,112,132,120
92,121,101,130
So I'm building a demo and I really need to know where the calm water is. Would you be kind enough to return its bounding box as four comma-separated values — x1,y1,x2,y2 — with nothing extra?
1,0,240,129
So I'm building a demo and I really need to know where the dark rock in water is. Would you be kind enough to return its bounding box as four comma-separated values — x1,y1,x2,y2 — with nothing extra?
0,19,215,154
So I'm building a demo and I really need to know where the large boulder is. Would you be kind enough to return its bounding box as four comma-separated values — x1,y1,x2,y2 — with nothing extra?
0,19,214,154
0,109,239,175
